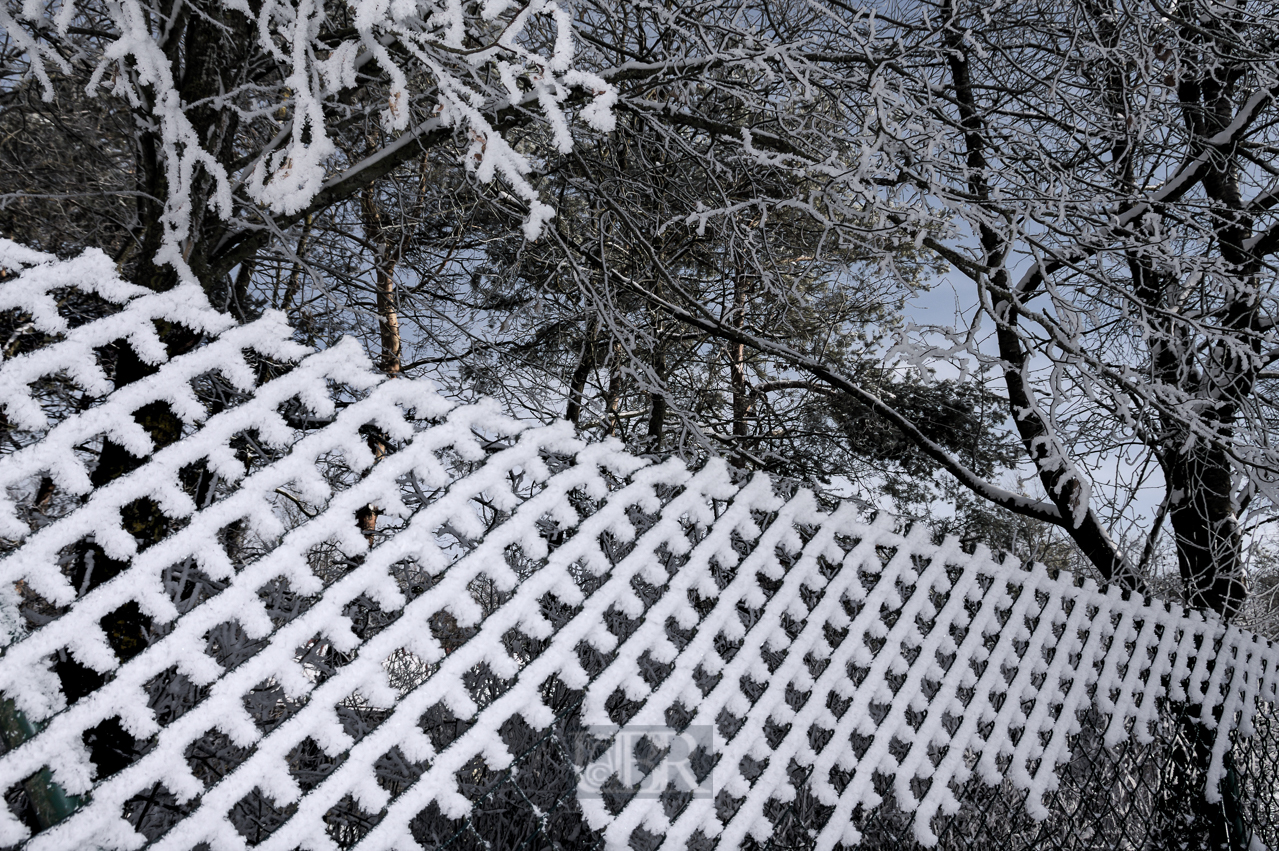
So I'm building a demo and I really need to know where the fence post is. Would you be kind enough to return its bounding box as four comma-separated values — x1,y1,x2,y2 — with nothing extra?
0,697,82,829
1157,700,1250,850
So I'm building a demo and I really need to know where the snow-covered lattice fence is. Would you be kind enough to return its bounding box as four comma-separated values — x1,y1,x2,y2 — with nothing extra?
0,242,1277,851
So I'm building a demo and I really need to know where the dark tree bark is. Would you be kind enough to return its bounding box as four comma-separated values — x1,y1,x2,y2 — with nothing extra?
566,322,599,427
646,346,667,449
728,272,752,467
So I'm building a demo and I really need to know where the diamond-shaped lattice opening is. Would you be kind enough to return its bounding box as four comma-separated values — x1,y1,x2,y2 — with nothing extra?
430,609,471,655
228,785,297,844
763,716,790,751
595,768,637,819
295,632,354,686
538,584,579,629
686,827,717,851
513,736,583,814
83,715,146,781
216,520,250,572
666,612,697,653
373,746,427,796
807,646,833,680
3,767,76,837
462,660,515,712
688,739,716,789
500,624,542,672
605,684,644,727
603,600,644,650
383,646,432,695
421,701,468,752
637,648,674,690
122,781,185,842
495,712,538,757
185,727,253,788
630,732,667,780
261,575,321,631
692,663,720,698
406,799,469,848
145,666,207,727
575,636,610,682
160,555,222,613
807,720,834,754
713,786,743,826
335,701,383,746
783,681,808,714
625,824,665,851
323,792,383,847
13,474,61,535
738,753,765,783
390,555,439,601
286,737,343,794
243,679,304,734
568,724,611,776
665,700,694,732
204,620,264,669
3,779,34,837
826,685,853,720
887,735,912,764
716,706,745,740
51,648,103,706
173,453,220,504
761,642,788,675
738,672,766,704
342,593,398,644
99,599,150,665
659,781,691,822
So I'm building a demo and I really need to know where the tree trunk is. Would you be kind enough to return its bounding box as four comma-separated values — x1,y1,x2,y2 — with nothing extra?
567,321,598,426
353,188,403,543
1164,444,1247,619
374,267,402,377
604,340,623,437
360,187,403,377
278,214,314,313
728,273,751,466
355,428,391,546
646,345,667,450
940,0,1139,590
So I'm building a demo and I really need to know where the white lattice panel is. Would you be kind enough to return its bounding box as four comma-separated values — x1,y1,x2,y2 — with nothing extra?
0,243,1276,850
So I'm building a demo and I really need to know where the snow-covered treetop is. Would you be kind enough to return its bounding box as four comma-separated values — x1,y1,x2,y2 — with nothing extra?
2,0,614,286
0,244,1276,849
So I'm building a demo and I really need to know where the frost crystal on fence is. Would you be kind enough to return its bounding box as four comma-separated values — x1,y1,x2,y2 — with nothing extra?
0,246,1275,850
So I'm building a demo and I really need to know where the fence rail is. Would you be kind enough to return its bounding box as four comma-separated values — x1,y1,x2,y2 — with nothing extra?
0,242,1276,851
